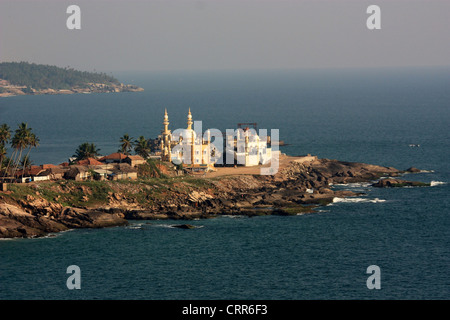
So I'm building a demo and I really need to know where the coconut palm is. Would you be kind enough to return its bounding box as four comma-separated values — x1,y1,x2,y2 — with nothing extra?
0,124,11,176
0,144,7,174
134,135,150,158
10,123,31,178
20,132,39,179
119,134,134,155
73,142,101,161
0,124,11,146
20,154,33,169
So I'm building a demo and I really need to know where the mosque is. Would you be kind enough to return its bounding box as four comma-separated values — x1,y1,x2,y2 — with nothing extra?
159,108,218,171
159,109,272,170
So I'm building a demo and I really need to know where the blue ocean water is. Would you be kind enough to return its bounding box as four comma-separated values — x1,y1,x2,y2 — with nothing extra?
0,67,449,299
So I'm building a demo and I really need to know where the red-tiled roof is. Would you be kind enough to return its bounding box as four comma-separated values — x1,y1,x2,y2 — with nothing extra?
76,158,104,166
126,155,145,160
42,164,58,169
99,153,128,161
14,167,45,177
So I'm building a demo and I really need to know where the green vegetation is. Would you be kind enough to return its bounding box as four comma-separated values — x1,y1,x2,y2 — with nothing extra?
72,142,101,161
1,122,39,178
119,134,134,155
0,61,120,90
7,180,113,207
134,136,152,158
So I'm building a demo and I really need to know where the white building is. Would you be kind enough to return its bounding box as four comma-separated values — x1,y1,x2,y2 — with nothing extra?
226,127,272,167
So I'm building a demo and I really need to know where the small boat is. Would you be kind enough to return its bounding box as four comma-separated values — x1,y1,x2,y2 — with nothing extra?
409,144,420,147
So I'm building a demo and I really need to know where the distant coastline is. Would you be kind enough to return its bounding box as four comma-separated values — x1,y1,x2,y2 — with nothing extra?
0,61,144,98
0,81,144,98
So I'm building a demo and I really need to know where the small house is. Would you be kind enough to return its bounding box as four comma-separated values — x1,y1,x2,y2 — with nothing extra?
109,163,138,180
63,166,91,181
125,155,146,167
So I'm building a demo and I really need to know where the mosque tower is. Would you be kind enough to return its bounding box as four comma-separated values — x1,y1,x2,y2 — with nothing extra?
187,107,193,130
161,109,171,161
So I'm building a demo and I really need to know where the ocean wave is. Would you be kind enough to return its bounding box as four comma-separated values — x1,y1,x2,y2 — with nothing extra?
430,181,446,187
332,182,372,188
148,223,174,229
332,197,386,204
221,215,246,219
126,223,144,230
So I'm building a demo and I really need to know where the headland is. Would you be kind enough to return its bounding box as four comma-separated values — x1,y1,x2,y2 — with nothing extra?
0,154,427,239
0,62,143,98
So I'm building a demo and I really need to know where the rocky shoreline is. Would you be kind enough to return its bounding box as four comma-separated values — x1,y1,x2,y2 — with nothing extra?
0,156,426,239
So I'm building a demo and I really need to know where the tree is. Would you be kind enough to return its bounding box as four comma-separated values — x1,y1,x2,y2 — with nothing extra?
0,144,7,174
10,122,31,178
20,154,33,169
21,132,39,179
134,136,150,159
73,142,101,161
0,124,10,175
119,134,134,155
0,124,11,146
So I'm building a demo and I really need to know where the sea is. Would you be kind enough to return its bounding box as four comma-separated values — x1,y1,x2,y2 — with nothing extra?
0,67,449,300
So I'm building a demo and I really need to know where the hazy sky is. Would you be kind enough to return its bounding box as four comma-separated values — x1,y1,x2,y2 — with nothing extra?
1,0,449,72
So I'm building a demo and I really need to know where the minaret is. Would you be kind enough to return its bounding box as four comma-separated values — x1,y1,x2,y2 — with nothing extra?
161,109,171,161
187,108,195,164
163,108,170,134
187,108,193,131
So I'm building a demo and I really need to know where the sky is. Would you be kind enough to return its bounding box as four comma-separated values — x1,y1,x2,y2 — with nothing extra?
0,0,449,73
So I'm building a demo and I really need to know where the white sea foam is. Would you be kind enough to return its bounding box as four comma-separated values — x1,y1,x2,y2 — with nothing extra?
150,223,174,228
332,182,372,188
332,197,386,204
221,215,245,219
430,181,446,187
126,224,144,230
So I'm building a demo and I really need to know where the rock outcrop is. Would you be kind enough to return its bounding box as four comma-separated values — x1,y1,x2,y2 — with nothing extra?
372,178,430,188
0,202,127,238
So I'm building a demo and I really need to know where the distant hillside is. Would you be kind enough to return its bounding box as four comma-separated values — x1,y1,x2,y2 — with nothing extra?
0,61,143,97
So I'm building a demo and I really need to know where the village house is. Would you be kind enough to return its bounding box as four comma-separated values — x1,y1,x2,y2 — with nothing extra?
4,152,143,184
14,165,50,183
63,166,91,181
109,163,138,180
63,163,138,181
125,155,146,167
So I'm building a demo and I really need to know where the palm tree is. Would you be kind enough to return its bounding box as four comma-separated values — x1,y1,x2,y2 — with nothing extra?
0,124,11,176
20,154,33,169
119,134,134,155
134,136,150,159
73,142,101,161
10,123,31,178
0,144,7,174
21,132,39,179
0,124,11,146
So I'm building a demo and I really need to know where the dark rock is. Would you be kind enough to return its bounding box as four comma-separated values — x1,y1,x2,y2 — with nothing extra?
372,178,430,188
172,224,196,229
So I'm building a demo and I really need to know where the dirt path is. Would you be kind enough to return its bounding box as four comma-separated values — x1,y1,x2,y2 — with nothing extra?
201,154,313,178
